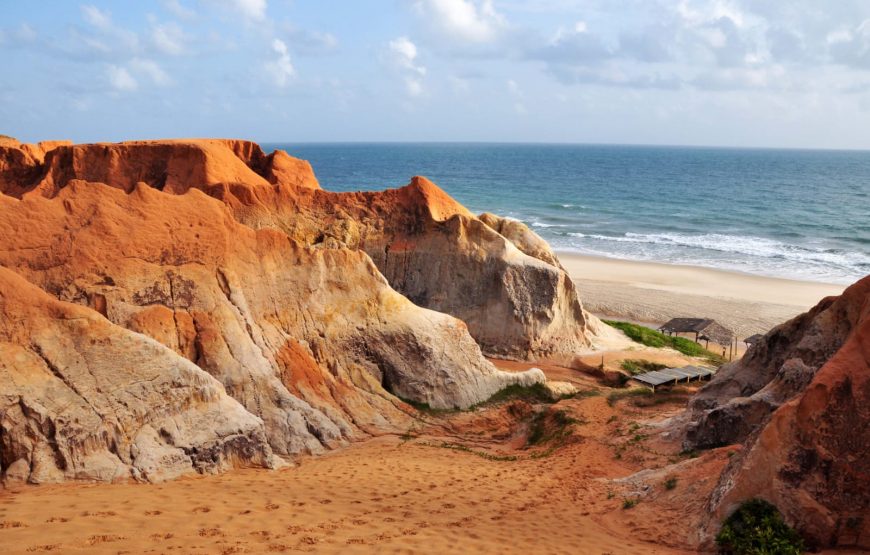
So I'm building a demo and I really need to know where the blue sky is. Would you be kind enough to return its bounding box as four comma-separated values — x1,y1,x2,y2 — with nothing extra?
3,0,870,148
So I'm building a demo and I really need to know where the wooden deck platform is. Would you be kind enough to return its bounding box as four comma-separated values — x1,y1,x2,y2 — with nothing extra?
630,365,716,391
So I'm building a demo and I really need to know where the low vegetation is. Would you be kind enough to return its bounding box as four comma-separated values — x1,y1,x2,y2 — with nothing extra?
430,442,518,462
716,499,805,555
401,382,573,415
664,476,678,490
482,382,554,405
526,409,582,446
620,358,668,375
398,397,458,416
622,498,638,510
603,320,726,365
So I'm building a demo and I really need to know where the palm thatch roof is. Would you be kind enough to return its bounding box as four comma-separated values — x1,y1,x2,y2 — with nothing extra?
658,317,734,344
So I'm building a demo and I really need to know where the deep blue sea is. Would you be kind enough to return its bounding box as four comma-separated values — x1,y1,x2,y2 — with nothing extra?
264,143,870,285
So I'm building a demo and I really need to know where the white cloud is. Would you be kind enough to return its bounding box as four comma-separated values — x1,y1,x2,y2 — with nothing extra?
389,36,426,75
827,29,853,45
151,21,186,55
0,23,37,46
223,0,267,21
107,65,137,91
78,4,139,53
163,0,195,20
130,58,171,85
280,25,339,55
388,37,427,97
264,38,295,87
81,5,112,30
405,77,424,97
413,0,506,44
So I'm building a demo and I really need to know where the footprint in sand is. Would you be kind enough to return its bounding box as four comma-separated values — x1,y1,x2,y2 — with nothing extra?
25,545,61,552
198,527,225,537
192,506,212,513
287,525,315,535
265,503,280,510
149,533,173,541
44,517,70,523
0,520,27,528
267,544,290,552
144,510,162,516
85,534,125,546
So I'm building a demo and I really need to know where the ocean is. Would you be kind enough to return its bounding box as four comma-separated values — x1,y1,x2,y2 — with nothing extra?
263,143,870,285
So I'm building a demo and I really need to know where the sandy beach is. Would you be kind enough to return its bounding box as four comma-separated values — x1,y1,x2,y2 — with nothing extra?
559,253,847,338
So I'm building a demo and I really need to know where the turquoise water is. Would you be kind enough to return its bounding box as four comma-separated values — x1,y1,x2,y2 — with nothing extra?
264,143,870,285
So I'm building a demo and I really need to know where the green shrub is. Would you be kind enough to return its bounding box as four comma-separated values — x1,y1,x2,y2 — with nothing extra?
526,409,580,446
620,359,667,375
664,477,678,490
603,320,725,365
622,498,638,509
473,382,555,408
715,499,805,555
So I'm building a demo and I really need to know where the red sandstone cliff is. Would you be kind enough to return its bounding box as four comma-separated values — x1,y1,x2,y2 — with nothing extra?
0,138,601,484
685,276,870,550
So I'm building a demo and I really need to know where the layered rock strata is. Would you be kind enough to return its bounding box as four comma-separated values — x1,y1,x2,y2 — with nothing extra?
0,138,589,483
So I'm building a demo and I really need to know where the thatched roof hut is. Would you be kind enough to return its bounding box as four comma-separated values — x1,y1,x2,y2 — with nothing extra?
658,317,734,345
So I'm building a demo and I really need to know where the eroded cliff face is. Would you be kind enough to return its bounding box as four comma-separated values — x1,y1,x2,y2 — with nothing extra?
0,138,579,484
0,266,278,484
685,276,870,550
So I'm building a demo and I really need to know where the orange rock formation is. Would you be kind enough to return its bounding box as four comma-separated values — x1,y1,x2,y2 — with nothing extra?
0,138,602,484
685,276,870,550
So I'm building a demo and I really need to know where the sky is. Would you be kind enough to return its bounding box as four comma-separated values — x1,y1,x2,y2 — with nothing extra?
4,0,870,149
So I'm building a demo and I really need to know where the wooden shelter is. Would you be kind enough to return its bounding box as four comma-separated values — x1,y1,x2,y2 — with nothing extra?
658,318,734,346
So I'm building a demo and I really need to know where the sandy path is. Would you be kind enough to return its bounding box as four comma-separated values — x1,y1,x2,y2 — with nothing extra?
559,253,846,337
1,361,863,555
0,433,692,555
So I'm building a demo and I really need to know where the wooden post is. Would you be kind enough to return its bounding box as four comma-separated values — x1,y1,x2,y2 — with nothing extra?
729,339,734,361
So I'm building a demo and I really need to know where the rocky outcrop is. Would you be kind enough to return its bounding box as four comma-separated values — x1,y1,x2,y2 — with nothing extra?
686,276,870,550
0,138,575,484
685,287,856,450
0,266,279,484
203,175,601,359
0,139,601,361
